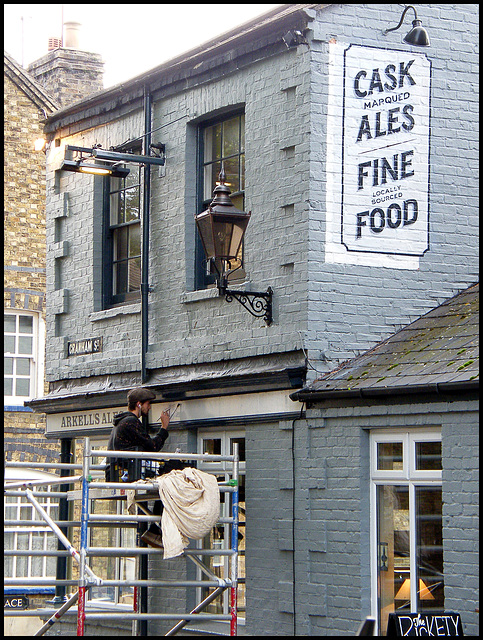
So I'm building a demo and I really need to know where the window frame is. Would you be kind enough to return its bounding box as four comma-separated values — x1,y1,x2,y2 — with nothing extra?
4,492,59,580
195,111,246,290
197,428,246,625
4,309,44,407
102,155,142,308
370,428,443,635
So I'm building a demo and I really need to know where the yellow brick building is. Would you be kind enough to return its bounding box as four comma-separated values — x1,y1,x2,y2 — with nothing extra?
4,52,61,633
4,51,59,463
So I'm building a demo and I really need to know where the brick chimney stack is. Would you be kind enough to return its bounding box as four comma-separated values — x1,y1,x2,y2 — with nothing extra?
27,20,104,108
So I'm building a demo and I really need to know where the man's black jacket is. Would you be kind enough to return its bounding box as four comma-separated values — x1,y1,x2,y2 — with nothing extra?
108,411,168,452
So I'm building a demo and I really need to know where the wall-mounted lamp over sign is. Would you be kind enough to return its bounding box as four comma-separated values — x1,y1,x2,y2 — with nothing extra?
59,144,167,178
195,167,273,326
383,5,430,47
60,158,130,178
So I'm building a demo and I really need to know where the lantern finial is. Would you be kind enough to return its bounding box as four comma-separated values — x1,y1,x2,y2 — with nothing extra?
211,165,233,207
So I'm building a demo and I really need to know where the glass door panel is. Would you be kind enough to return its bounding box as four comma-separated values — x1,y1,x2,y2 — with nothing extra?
416,487,444,611
377,485,410,634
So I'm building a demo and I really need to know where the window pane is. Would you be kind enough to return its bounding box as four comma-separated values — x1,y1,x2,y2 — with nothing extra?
5,315,16,332
205,161,222,200
4,357,14,374
377,442,403,470
125,188,140,221
5,505,17,519
114,227,128,261
110,190,122,225
230,437,245,462
16,378,30,396
18,336,33,354
416,487,444,611
16,533,29,577
240,114,245,151
4,378,13,395
224,156,240,193
416,441,442,471
202,438,222,456
128,257,141,292
31,532,45,576
129,224,141,258
16,358,31,376
126,168,140,190
240,154,245,191
4,335,15,353
223,117,239,157
205,123,221,164
19,316,33,333
377,485,410,634
114,261,128,295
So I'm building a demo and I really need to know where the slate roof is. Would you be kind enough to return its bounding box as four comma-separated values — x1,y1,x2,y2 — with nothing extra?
292,283,479,401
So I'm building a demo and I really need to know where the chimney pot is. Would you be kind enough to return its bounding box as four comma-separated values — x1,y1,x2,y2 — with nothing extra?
63,21,81,49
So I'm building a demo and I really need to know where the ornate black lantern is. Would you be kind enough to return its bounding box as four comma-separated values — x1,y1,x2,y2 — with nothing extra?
195,168,273,325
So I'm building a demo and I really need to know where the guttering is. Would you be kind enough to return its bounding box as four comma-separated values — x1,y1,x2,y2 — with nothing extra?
290,379,479,403
141,86,152,384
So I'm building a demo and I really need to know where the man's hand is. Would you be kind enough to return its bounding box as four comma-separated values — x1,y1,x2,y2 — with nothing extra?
159,409,171,430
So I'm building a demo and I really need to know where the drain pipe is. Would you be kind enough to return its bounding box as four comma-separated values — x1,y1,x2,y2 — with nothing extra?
141,86,152,384
140,84,152,638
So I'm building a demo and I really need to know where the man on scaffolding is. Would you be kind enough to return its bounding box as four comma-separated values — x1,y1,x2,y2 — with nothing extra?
107,387,171,548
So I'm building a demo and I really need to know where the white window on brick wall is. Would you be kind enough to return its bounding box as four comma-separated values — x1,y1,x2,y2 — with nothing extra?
4,492,59,580
370,429,443,636
4,310,45,407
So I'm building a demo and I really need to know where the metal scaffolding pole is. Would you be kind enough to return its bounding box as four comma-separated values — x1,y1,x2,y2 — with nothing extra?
4,437,240,637
230,443,240,637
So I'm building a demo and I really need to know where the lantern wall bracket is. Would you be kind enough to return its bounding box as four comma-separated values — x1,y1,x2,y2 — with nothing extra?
218,277,273,326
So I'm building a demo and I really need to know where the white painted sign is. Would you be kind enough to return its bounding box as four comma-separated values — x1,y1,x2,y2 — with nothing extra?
45,390,296,436
326,44,431,268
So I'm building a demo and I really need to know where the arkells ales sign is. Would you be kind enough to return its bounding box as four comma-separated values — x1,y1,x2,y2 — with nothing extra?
326,44,431,268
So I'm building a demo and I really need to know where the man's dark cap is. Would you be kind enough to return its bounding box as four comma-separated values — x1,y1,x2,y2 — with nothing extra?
127,387,156,404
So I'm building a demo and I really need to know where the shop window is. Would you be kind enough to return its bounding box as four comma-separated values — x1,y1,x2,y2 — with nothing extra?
195,112,245,289
371,430,443,635
103,150,142,307
4,310,43,407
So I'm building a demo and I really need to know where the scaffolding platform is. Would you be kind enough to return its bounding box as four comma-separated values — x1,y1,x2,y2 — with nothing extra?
4,438,240,636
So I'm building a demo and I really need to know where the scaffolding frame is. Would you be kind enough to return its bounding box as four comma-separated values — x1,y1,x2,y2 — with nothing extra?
4,438,240,636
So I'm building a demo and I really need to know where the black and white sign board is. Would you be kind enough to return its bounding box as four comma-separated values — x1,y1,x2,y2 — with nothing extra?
325,43,431,269
387,612,463,636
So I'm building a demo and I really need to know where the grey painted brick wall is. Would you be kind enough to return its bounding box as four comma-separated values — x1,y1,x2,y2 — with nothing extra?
246,414,370,636
40,4,479,636
305,3,479,379
441,408,479,637
44,4,478,390
244,397,478,636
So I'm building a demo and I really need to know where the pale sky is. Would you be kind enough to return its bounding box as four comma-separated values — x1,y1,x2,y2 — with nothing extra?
4,4,282,88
